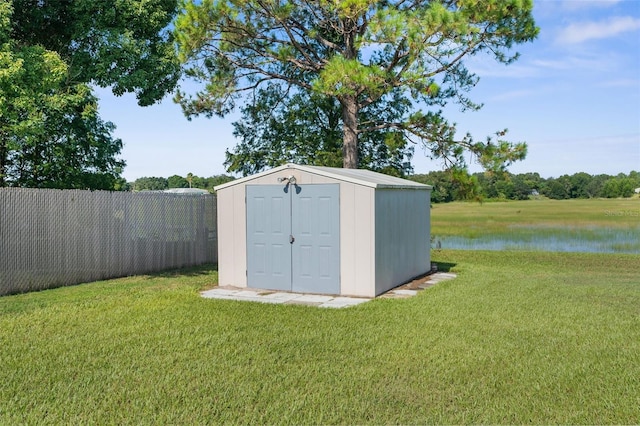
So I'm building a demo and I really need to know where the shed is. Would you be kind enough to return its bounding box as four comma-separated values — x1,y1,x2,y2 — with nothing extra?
214,163,432,298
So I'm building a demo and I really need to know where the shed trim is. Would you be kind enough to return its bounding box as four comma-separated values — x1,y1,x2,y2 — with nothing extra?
214,163,432,191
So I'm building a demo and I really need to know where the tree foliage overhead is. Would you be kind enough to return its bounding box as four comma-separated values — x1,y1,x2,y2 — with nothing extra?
11,0,181,105
175,0,538,171
1,1,126,189
1,0,181,189
227,83,414,176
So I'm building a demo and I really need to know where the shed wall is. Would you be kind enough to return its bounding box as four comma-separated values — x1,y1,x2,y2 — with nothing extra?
339,183,375,297
374,188,431,295
217,185,246,286
217,166,428,298
217,168,377,295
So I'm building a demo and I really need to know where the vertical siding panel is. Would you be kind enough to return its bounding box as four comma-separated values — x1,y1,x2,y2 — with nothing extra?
374,189,431,295
352,185,374,297
216,175,244,286
339,183,356,296
233,185,247,286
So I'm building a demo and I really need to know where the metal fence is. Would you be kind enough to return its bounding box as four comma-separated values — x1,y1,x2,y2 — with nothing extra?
0,188,217,296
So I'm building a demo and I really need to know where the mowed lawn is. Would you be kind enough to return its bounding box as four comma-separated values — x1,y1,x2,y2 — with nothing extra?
1,250,639,424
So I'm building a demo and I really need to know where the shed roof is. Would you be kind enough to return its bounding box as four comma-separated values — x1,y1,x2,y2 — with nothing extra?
215,163,432,191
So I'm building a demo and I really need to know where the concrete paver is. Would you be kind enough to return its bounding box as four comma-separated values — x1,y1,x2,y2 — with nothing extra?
391,289,419,296
200,272,457,308
202,288,240,297
319,297,369,308
290,294,334,304
261,292,300,302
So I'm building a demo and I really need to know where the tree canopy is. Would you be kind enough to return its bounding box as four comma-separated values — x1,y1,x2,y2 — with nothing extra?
1,0,181,189
11,0,181,106
226,83,414,176
132,174,235,192
130,170,640,201
175,0,538,171
410,170,640,202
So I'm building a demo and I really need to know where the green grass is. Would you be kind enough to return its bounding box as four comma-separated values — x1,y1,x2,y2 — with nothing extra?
431,199,640,252
1,252,639,424
432,198,640,236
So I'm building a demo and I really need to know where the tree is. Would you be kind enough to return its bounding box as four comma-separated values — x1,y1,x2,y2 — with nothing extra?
205,174,236,191
410,171,454,203
132,174,236,192
10,0,181,106
133,177,168,191
511,173,534,200
168,174,189,188
567,172,592,199
542,177,570,200
227,83,413,176
1,3,125,189
175,0,537,170
601,177,635,198
409,168,480,202
2,0,180,189
585,174,609,198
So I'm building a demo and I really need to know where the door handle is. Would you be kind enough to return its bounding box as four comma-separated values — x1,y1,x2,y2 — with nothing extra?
289,234,295,244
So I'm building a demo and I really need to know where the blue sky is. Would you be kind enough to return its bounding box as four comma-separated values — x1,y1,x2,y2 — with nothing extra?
96,0,640,181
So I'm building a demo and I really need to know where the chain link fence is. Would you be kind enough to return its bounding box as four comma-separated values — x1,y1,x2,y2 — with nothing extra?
0,188,217,296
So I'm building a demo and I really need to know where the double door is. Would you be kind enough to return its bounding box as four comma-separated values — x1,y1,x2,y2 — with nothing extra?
246,184,340,294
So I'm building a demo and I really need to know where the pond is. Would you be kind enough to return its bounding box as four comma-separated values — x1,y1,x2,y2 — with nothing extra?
433,225,640,254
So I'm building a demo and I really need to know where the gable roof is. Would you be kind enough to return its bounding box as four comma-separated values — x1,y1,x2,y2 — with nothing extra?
215,163,432,191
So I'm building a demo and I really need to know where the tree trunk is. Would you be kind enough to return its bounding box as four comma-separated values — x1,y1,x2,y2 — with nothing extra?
341,95,358,169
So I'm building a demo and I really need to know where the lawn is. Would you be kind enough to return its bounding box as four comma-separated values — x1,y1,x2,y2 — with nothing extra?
431,198,640,253
1,250,639,424
431,198,640,236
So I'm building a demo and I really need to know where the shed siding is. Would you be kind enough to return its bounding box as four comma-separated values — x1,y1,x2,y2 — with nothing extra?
340,183,375,297
232,185,248,286
217,187,239,286
246,169,335,186
216,164,431,297
217,168,341,288
374,189,430,295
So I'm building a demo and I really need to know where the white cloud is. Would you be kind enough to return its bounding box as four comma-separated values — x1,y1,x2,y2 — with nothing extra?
466,56,540,79
534,0,622,17
557,16,640,44
599,78,640,87
560,0,622,11
489,89,538,102
531,53,617,72
476,64,540,79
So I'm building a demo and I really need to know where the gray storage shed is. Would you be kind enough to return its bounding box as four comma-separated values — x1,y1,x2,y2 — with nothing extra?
214,163,432,298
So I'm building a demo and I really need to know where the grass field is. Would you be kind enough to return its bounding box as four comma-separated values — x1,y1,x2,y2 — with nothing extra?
431,198,640,234
1,250,639,424
431,198,640,253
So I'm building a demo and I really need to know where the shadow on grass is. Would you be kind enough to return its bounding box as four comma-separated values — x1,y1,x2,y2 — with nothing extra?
433,261,456,273
145,263,218,279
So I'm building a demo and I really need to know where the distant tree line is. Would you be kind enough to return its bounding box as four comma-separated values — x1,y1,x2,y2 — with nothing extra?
131,174,235,193
409,171,640,203
130,170,639,201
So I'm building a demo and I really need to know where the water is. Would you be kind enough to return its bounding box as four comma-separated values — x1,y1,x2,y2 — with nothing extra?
434,226,640,254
